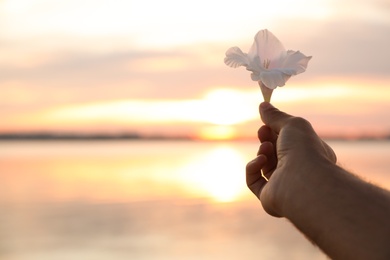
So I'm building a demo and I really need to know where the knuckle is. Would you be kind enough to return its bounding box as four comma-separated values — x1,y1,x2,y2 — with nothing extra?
257,127,262,137
245,160,254,172
288,117,312,130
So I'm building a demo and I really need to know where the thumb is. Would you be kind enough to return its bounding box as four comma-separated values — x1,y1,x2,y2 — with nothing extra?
259,102,294,134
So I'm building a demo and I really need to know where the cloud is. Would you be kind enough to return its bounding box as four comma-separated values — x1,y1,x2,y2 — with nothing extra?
1,17,390,113
308,21,390,77
0,45,234,104
271,18,390,79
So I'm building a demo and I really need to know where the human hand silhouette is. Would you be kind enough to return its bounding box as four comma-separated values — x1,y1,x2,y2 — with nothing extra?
246,102,336,217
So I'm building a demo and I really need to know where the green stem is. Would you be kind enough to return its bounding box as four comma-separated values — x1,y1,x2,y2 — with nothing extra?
259,81,273,102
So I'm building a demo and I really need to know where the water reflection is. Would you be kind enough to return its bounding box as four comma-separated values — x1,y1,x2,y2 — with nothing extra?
0,200,326,260
0,141,253,203
178,145,247,202
0,140,388,259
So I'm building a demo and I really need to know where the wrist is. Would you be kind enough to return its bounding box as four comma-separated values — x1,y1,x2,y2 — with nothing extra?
278,157,339,219
276,158,390,259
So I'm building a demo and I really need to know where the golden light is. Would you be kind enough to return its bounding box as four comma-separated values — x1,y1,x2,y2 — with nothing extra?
202,89,258,125
198,126,237,141
11,78,390,137
178,146,247,202
42,88,259,126
271,84,352,103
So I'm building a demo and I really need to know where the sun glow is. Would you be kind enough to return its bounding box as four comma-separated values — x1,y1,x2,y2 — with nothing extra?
198,126,237,141
42,88,258,129
11,79,390,138
202,89,258,125
179,146,247,202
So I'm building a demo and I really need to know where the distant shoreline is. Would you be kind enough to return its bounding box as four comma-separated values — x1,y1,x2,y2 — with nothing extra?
0,133,389,142
0,133,193,141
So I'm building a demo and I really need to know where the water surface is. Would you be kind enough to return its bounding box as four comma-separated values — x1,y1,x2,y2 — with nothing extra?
1,140,389,259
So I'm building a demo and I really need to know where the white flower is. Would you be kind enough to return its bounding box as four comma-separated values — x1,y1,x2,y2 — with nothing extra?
224,29,312,101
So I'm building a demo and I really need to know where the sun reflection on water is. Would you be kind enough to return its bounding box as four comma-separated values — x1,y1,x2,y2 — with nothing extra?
178,145,248,202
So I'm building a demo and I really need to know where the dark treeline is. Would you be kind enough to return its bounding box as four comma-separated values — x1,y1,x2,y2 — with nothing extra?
0,132,389,141
0,133,193,141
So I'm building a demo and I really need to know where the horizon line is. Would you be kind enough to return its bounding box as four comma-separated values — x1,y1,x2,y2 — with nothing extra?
0,132,389,142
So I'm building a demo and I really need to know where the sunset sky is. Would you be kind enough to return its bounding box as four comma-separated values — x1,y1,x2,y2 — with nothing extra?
1,0,390,140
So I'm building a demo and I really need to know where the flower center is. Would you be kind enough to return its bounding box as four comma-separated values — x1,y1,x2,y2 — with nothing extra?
263,59,270,69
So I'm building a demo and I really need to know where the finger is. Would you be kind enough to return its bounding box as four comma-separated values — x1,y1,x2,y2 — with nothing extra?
246,154,268,198
257,141,273,156
257,142,277,175
258,125,278,144
259,102,294,134
321,140,337,163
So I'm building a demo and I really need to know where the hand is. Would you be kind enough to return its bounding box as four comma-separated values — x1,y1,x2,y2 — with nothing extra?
246,102,390,259
246,102,337,217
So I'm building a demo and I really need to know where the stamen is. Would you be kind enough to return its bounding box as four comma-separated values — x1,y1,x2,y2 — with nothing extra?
263,59,270,69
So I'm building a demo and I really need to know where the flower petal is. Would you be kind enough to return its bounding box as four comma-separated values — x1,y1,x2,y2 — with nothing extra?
250,71,261,81
248,29,286,66
280,50,312,74
259,69,292,89
224,47,250,68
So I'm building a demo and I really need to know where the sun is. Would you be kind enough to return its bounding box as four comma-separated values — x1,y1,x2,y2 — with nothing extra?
198,126,237,141
195,88,258,140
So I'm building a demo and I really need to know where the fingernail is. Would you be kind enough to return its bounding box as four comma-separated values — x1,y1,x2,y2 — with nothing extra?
248,154,267,166
256,154,267,164
260,102,273,110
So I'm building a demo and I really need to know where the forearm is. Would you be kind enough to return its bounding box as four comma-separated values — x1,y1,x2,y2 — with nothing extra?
283,161,390,260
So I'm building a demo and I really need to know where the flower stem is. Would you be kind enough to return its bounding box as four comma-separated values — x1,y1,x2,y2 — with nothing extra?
259,82,273,102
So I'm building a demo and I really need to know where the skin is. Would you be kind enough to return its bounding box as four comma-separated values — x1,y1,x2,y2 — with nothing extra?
246,102,390,260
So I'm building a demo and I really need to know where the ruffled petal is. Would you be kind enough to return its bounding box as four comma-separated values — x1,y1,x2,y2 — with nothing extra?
280,50,312,74
259,69,292,89
224,47,250,68
274,68,296,76
250,71,261,81
248,29,286,66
